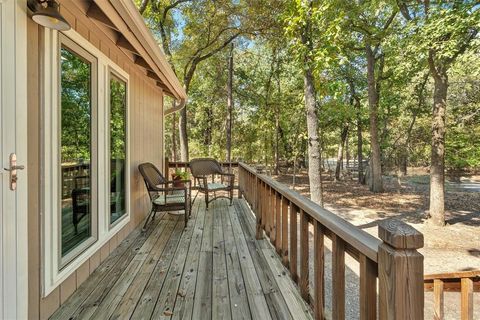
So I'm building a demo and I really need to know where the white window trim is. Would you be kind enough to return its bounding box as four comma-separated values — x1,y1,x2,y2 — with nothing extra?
42,28,130,296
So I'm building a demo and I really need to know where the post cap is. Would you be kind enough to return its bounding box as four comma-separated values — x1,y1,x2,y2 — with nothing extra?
378,219,424,249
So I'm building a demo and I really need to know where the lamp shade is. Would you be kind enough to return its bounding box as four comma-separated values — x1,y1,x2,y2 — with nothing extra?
31,0,71,31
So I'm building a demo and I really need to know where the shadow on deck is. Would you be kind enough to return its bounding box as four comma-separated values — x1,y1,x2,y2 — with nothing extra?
51,197,312,320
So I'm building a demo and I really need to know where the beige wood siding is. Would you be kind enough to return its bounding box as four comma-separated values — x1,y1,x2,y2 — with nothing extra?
27,3,166,318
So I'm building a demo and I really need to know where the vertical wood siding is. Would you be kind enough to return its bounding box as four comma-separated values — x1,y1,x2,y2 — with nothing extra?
27,2,166,318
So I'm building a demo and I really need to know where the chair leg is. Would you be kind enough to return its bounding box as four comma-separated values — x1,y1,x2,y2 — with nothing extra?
142,206,155,231
230,189,233,206
205,193,209,210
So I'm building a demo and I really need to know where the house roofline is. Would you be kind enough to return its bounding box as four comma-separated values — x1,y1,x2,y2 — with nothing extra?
93,0,187,106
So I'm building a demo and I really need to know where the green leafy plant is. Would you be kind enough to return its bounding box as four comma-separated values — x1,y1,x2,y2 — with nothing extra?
173,169,189,180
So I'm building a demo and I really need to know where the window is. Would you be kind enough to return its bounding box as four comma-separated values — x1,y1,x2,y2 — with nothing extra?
59,37,98,266
109,73,128,225
43,29,130,295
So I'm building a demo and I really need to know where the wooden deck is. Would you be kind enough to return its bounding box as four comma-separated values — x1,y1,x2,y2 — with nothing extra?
51,197,312,320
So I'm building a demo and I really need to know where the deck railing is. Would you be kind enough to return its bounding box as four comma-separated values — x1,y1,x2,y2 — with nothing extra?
165,158,240,189
238,162,425,320
424,270,479,320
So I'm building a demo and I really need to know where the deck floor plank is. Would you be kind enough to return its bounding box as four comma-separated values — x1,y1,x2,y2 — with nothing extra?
171,198,208,320
51,198,312,320
212,201,232,320
220,199,252,320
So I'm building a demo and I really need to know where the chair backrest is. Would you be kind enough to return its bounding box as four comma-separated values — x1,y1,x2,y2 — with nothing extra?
138,163,166,196
189,158,223,177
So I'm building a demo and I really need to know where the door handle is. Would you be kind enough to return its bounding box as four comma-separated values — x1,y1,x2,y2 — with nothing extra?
4,153,25,190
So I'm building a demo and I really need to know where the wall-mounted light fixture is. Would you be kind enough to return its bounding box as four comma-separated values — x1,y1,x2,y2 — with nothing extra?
27,0,71,31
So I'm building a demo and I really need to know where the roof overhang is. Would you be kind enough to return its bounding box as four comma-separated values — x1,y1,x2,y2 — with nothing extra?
87,0,187,112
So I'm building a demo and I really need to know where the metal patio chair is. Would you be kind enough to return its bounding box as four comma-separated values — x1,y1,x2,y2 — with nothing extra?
189,158,234,209
138,162,191,230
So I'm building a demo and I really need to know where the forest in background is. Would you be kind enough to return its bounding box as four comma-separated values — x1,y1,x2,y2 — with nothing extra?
136,0,480,226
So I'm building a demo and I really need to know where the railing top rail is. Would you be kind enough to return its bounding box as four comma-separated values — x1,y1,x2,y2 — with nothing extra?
239,162,381,262
167,161,239,168
424,270,480,281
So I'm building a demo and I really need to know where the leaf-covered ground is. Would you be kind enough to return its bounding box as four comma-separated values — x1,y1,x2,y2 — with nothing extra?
274,169,480,274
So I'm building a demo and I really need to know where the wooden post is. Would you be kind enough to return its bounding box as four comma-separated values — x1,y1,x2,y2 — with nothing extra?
378,220,424,320
164,157,169,177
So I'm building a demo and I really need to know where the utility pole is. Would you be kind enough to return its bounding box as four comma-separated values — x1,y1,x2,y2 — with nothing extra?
226,43,234,163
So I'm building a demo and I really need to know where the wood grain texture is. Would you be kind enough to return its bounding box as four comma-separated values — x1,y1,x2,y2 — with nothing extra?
313,221,324,320
359,254,377,320
289,205,298,284
281,197,289,267
50,198,311,320
433,279,444,320
332,234,345,320
378,243,424,320
275,192,282,253
461,277,473,320
378,219,423,249
238,163,381,262
300,210,309,301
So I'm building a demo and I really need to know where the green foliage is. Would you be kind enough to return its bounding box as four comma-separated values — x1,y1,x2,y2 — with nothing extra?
138,1,480,172
60,47,91,163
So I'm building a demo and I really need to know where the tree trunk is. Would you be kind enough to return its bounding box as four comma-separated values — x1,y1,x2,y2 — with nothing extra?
179,107,188,161
357,111,364,184
428,69,448,226
335,125,349,181
274,112,280,175
304,66,323,205
302,0,323,206
366,45,383,192
226,44,234,162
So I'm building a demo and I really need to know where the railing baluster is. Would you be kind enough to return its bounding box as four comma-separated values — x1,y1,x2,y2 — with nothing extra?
290,204,298,283
261,182,266,230
271,191,277,246
300,210,309,301
332,234,345,320
255,175,263,240
461,277,473,320
275,192,282,254
269,186,274,237
314,221,325,320
265,185,271,237
360,253,377,320
433,279,444,320
281,197,289,267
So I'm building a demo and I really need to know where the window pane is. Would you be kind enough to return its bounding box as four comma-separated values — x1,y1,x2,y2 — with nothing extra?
110,75,127,224
60,46,92,257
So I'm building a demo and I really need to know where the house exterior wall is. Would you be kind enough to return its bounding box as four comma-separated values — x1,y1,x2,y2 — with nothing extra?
26,3,165,318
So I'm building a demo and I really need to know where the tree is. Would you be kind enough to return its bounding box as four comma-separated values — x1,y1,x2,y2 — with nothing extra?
286,0,324,205
398,1,480,225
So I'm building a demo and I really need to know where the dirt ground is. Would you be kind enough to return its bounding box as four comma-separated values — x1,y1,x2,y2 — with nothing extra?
273,168,480,274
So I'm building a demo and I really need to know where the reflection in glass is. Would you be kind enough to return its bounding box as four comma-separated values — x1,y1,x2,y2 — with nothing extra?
110,75,127,224
60,46,92,257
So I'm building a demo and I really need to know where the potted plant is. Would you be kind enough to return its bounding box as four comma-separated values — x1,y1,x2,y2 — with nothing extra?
172,169,189,187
